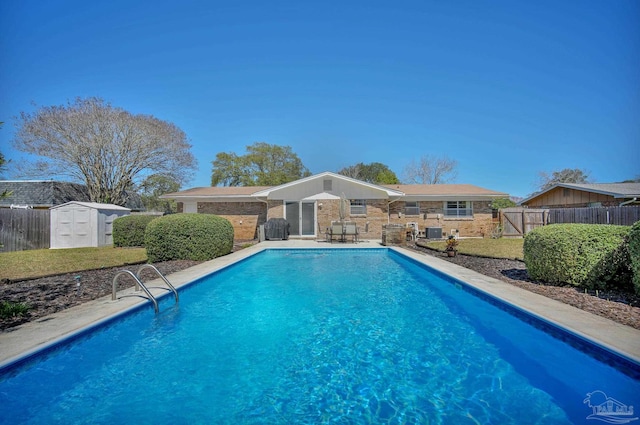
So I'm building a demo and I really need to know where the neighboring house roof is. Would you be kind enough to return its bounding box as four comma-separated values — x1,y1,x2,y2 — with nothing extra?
0,180,145,210
161,172,508,201
0,180,88,208
520,182,640,205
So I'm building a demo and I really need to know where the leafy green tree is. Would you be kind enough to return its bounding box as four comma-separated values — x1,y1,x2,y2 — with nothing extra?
138,174,180,213
211,142,311,186
538,168,590,192
337,162,400,184
490,198,516,209
12,97,196,206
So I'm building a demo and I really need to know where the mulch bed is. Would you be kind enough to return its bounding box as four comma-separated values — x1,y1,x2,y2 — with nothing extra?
0,260,202,330
409,242,640,330
2,243,639,331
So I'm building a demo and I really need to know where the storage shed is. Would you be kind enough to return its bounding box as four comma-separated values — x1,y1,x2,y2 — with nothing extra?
50,202,130,249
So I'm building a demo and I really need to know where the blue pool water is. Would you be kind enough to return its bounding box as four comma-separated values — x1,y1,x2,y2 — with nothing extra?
1,249,638,424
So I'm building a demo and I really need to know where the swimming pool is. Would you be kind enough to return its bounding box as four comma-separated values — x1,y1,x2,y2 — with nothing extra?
1,248,638,424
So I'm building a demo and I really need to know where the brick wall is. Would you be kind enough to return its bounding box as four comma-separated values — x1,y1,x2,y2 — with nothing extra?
177,199,494,240
198,201,267,240
386,200,494,238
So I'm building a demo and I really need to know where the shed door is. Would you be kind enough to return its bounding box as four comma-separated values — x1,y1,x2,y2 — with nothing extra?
72,207,92,247
55,207,92,248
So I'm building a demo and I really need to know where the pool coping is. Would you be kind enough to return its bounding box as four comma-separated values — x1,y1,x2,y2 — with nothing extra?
1,240,639,369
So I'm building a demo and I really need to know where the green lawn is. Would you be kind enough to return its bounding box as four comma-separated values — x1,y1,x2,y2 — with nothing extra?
419,238,524,260
0,247,148,281
0,238,523,281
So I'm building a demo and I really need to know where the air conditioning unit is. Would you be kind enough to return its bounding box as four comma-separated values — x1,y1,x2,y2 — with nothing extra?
426,227,442,239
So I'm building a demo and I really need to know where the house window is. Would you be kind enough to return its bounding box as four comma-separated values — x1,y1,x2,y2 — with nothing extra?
405,201,420,216
444,201,472,218
323,179,332,191
350,199,366,215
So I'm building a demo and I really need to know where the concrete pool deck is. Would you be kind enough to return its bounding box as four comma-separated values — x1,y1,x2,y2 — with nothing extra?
1,239,639,368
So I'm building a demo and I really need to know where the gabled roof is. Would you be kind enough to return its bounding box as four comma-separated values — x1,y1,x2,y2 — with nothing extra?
520,182,640,205
251,172,404,198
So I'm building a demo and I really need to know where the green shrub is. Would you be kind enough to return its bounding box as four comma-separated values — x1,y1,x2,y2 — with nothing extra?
523,223,632,290
144,213,234,262
113,215,159,247
0,301,30,318
629,220,640,295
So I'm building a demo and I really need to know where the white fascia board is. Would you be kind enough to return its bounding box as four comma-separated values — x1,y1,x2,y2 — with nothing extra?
251,171,405,198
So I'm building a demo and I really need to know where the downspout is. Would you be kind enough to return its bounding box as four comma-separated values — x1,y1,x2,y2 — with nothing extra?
620,197,637,207
256,197,269,221
387,196,403,223
254,196,270,242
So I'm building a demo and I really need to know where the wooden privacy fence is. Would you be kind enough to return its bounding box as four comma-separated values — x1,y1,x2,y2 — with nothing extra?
500,206,640,237
0,209,50,252
547,206,640,226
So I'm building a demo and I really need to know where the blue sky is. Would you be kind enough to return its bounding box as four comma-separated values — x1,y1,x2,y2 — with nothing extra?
1,0,638,198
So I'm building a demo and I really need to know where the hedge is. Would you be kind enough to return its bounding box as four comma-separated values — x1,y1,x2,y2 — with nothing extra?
144,213,234,262
523,223,632,291
629,221,640,295
113,215,158,247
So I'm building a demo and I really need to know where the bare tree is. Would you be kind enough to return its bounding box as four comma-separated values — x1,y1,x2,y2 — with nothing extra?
403,155,458,184
13,97,196,206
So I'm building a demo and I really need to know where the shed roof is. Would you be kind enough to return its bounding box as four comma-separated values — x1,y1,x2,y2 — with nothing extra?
50,201,130,211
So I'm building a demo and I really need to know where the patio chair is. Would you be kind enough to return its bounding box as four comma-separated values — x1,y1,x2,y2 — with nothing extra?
344,222,358,243
406,222,419,241
327,222,345,243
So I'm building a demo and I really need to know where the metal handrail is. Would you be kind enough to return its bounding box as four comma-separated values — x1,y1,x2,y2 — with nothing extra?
136,264,179,303
112,270,159,313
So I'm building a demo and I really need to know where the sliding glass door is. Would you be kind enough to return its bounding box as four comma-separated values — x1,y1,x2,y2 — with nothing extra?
285,201,316,237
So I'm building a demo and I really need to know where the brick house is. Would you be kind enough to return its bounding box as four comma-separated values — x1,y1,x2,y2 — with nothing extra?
520,183,640,208
161,172,508,240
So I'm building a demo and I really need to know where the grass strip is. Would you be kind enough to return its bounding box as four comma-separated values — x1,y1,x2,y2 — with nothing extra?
0,247,148,281
420,238,524,260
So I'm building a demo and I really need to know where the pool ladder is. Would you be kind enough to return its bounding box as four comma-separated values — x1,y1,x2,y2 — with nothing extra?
112,264,179,313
